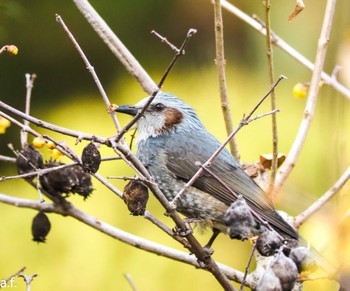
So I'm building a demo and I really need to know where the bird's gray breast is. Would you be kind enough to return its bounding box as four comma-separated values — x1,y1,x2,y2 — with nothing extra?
137,136,179,199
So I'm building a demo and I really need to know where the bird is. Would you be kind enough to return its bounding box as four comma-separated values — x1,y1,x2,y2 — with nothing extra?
115,92,299,245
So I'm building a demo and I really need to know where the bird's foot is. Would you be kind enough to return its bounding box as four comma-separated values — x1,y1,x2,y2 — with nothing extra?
174,222,192,237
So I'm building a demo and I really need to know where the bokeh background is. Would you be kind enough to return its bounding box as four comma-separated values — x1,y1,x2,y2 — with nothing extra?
1,0,350,290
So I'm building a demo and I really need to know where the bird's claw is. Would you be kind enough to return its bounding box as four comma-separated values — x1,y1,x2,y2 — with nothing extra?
174,223,192,237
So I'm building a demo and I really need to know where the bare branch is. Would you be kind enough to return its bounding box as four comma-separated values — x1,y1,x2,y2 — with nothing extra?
274,0,338,194
21,74,37,147
0,101,107,145
0,192,251,287
55,14,123,134
0,155,16,163
288,0,305,21
213,0,240,160
263,0,279,198
124,274,138,291
0,267,26,288
220,0,350,100
294,166,350,228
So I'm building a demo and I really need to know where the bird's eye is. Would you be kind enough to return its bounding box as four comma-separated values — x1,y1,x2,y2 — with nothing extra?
154,103,165,111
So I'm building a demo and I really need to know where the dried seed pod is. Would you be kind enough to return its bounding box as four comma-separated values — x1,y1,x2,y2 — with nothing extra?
272,252,299,291
289,246,318,274
256,252,298,291
16,144,43,180
40,161,71,198
123,180,149,216
32,211,51,243
224,195,260,240
81,142,101,174
70,165,93,199
40,161,93,200
256,230,283,257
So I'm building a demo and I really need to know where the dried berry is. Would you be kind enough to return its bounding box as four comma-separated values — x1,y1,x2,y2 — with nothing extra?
40,161,93,200
289,246,318,274
16,144,43,180
123,180,149,216
70,165,94,199
81,142,101,174
224,195,259,240
256,230,283,257
32,211,51,243
256,252,298,291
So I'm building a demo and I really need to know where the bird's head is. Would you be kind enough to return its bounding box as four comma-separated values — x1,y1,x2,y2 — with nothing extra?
115,92,204,141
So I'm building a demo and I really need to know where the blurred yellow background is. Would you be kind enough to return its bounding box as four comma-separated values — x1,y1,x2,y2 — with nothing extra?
1,0,350,290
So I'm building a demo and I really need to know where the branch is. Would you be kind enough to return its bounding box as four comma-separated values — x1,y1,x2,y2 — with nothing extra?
71,0,157,94
294,166,350,227
0,101,107,145
213,0,240,160
274,0,337,194
21,74,37,146
220,0,350,100
0,193,251,288
0,267,26,288
263,0,279,198
0,155,16,163
55,14,123,134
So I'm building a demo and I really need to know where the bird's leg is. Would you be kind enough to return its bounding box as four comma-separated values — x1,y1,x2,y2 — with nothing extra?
203,228,221,255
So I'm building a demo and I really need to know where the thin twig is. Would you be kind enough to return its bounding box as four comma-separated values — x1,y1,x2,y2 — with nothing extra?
18,274,38,291
213,0,239,160
240,242,256,291
55,14,123,135
21,74,36,147
0,102,107,145
274,0,338,194
0,267,26,289
263,0,279,198
0,155,16,163
151,30,181,54
0,155,77,182
124,274,138,291
293,166,350,228
143,211,191,248
220,0,350,100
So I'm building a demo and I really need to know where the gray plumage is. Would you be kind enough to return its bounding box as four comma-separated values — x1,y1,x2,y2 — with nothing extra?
116,92,298,240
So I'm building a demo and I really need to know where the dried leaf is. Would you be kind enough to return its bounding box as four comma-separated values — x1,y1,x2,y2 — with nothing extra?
259,154,286,169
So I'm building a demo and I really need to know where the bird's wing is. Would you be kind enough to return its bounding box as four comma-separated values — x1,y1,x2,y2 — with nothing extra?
165,131,298,239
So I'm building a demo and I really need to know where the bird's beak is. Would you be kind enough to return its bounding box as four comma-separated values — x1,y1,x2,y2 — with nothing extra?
114,105,139,116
